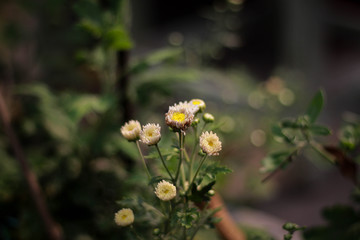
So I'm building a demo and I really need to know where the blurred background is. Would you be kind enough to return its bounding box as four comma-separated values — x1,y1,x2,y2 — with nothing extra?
1,0,360,239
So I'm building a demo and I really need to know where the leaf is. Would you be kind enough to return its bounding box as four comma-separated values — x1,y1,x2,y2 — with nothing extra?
177,208,200,229
306,90,325,123
281,119,300,129
77,18,102,38
271,124,294,144
189,181,216,203
260,151,293,173
203,163,232,181
129,48,183,75
309,125,332,136
104,26,133,50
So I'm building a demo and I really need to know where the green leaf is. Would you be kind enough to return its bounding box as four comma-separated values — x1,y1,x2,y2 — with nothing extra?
260,151,293,173
271,124,294,144
129,48,183,75
189,181,216,203
104,26,133,50
306,90,325,123
177,208,200,229
309,125,331,136
281,119,300,129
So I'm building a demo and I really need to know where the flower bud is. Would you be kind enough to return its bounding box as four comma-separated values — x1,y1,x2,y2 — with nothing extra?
191,118,200,127
190,99,206,113
203,113,215,123
208,189,215,196
153,228,160,235
284,233,292,240
283,222,299,233
121,120,141,141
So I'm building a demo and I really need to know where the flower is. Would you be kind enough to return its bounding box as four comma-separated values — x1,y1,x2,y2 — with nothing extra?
114,208,134,227
199,131,222,156
155,180,176,201
140,123,161,146
165,102,194,131
203,113,215,123
121,120,141,141
190,99,206,113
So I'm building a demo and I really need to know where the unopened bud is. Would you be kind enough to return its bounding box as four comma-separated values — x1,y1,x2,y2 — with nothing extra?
208,189,215,196
191,118,200,127
284,233,292,240
283,223,298,232
153,228,160,235
203,113,215,123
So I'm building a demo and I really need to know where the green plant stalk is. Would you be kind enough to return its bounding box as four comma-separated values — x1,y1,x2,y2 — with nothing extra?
155,144,174,182
175,132,184,184
130,225,143,240
187,154,208,194
180,134,187,188
189,126,198,181
190,202,210,240
136,141,152,180
310,141,336,164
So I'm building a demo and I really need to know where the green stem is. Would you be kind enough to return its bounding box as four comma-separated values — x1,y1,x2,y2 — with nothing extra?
186,155,208,195
310,141,336,164
164,201,173,234
130,225,143,240
189,126,198,182
136,141,151,180
175,132,183,184
155,144,174,182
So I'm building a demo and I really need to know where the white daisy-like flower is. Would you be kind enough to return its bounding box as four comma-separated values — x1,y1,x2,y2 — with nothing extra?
120,120,141,141
190,99,206,113
155,180,176,201
199,131,222,156
165,102,194,131
114,208,134,227
140,123,161,146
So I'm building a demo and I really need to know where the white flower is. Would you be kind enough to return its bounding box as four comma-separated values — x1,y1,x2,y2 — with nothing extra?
155,180,176,201
199,131,222,156
140,123,161,146
190,99,206,113
114,208,134,227
165,102,194,131
120,120,141,141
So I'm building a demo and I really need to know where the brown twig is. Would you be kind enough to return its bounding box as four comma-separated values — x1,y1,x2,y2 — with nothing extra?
199,193,247,240
0,87,63,240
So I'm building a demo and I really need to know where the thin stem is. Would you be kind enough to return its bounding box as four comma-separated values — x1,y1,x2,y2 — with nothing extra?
164,201,173,234
187,155,208,195
261,149,299,183
135,141,151,180
175,132,183,183
189,126,198,182
310,141,336,164
155,144,174,182
180,134,187,187
130,225,143,240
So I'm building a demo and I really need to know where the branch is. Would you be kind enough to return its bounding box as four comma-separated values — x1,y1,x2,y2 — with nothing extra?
0,87,63,240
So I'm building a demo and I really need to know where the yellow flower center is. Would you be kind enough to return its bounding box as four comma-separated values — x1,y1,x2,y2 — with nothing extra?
208,140,214,147
147,132,153,137
127,126,134,131
163,189,169,194
171,112,185,122
121,215,127,220
192,100,201,105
